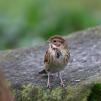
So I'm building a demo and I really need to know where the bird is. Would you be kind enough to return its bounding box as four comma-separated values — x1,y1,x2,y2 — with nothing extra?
39,35,70,88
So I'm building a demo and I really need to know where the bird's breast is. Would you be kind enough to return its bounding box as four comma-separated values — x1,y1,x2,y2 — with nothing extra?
47,53,65,73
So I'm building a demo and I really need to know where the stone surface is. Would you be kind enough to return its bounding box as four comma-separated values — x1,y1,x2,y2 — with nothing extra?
0,26,101,88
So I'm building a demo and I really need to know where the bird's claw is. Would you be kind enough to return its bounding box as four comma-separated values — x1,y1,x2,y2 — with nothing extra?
47,84,51,88
60,82,65,87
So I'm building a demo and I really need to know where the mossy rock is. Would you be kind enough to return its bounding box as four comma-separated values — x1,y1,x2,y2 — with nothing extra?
13,83,90,101
0,26,101,101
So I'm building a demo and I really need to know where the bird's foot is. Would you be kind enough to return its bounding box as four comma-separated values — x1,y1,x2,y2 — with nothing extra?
47,83,51,88
60,82,65,87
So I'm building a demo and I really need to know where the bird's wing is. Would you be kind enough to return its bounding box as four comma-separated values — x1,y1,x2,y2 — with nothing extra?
39,50,50,74
44,49,53,72
44,50,50,64
64,49,70,64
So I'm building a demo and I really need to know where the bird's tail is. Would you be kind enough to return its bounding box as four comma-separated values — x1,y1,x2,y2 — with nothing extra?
39,69,47,74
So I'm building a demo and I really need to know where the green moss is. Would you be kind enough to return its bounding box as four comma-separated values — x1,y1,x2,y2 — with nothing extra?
12,83,91,101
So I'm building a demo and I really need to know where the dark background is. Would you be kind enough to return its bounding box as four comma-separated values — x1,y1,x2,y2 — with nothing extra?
0,0,101,49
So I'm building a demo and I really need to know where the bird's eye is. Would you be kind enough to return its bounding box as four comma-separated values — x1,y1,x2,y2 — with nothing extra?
53,40,56,42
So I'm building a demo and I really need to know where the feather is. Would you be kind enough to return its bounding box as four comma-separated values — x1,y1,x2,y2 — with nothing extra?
39,69,47,74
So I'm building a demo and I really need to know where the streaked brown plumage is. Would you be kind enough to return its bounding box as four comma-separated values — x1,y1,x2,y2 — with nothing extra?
39,35,70,88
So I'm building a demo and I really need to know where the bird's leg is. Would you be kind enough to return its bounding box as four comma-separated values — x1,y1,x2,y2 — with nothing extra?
58,72,65,87
47,72,51,88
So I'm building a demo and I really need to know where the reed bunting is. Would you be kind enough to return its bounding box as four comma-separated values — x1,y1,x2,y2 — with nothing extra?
39,35,70,88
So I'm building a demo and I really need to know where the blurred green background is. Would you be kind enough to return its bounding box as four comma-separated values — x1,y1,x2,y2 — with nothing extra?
0,0,101,49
